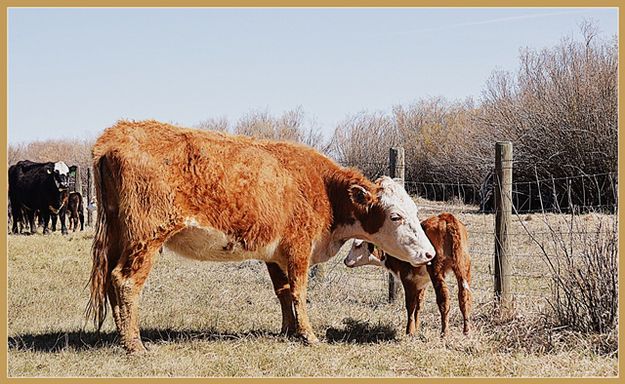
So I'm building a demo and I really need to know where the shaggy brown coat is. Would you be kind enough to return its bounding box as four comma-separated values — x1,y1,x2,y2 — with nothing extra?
87,120,423,353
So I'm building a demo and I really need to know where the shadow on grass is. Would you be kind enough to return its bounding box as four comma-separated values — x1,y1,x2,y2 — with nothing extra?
8,328,283,353
9,319,398,352
325,318,397,344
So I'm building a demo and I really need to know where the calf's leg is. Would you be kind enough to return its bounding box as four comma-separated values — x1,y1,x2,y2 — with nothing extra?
454,264,472,335
430,273,450,337
403,277,426,336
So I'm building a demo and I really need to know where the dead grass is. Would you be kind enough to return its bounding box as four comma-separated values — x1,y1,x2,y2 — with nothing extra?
6,209,618,377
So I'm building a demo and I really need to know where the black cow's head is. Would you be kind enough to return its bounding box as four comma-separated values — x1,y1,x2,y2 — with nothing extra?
46,161,72,191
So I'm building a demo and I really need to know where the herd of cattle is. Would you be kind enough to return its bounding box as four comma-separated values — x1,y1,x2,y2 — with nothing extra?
8,160,85,235
8,120,473,355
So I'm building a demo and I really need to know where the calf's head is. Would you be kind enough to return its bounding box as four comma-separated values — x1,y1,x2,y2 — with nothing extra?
349,176,435,266
344,239,384,268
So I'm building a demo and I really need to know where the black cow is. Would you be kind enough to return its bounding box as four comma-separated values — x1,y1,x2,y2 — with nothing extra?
8,160,73,235
67,191,85,231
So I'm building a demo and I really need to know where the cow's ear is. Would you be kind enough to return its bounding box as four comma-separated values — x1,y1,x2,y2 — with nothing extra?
68,165,77,177
349,184,374,208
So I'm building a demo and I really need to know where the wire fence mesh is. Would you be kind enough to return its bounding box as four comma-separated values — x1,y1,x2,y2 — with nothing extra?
314,162,618,312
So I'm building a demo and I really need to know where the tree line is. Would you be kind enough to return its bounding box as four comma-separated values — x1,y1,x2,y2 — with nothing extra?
9,23,617,207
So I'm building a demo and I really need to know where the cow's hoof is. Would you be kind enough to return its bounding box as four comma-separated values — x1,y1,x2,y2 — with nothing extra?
62,230,68,235
300,332,320,345
125,340,148,355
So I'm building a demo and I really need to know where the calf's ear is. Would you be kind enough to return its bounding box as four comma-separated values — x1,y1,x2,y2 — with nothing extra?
349,184,375,208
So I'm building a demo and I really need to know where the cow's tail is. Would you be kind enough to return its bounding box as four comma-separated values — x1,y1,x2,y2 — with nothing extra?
85,154,112,331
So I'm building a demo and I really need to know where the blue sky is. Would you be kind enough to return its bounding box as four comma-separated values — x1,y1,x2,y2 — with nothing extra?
7,7,618,144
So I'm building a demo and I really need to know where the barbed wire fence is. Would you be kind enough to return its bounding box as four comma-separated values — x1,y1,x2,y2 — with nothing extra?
313,144,618,316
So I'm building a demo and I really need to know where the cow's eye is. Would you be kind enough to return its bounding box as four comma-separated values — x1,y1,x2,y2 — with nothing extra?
390,213,403,221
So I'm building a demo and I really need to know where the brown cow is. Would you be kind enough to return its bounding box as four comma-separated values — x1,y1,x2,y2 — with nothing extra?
344,213,472,336
86,120,436,353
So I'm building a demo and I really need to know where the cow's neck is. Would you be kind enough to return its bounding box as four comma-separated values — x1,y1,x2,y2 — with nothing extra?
323,167,376,232
311,222,371,265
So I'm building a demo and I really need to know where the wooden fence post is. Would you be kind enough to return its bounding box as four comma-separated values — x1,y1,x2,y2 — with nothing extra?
494,141,513,318
86,167,94,227
388,147,405,303
74,165,82,194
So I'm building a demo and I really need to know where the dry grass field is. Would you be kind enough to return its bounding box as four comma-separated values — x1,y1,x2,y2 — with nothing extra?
7,204,618,377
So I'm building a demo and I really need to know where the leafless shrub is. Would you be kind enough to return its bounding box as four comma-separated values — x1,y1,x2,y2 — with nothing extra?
479,20,617,181
521,210,618,342
327,111,399,179
197,107,326,151
196,116,229,132
394,97,491,186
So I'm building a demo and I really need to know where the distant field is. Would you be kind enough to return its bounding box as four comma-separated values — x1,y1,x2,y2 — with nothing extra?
7,207,618,377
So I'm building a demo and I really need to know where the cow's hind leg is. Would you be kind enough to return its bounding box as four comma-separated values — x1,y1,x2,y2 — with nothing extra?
109,245,158,353
266,262,296,335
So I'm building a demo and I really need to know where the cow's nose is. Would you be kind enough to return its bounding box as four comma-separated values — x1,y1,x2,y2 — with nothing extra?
426,252,435,260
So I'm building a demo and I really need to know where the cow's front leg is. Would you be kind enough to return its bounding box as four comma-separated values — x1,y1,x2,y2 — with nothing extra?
42,211,51,234
265,262,296,335
51,213,58,232
10,203,21,234
27,211,36,234
284,243,318,344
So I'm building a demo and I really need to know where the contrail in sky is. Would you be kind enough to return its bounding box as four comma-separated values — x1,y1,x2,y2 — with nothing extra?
387,9,597,36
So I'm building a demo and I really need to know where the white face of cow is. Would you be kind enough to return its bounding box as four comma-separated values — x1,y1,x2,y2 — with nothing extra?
367,177,435,266
51,161,70,190
344,239,383,268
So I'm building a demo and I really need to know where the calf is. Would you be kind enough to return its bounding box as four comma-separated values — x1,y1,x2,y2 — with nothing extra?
344,213,472,336
67,191,85,231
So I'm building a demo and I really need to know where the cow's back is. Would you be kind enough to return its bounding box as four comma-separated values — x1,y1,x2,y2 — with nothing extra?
93,120,334,254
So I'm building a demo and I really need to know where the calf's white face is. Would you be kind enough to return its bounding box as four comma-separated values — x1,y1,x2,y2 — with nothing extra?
367,177,435,266
344,239,383,268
